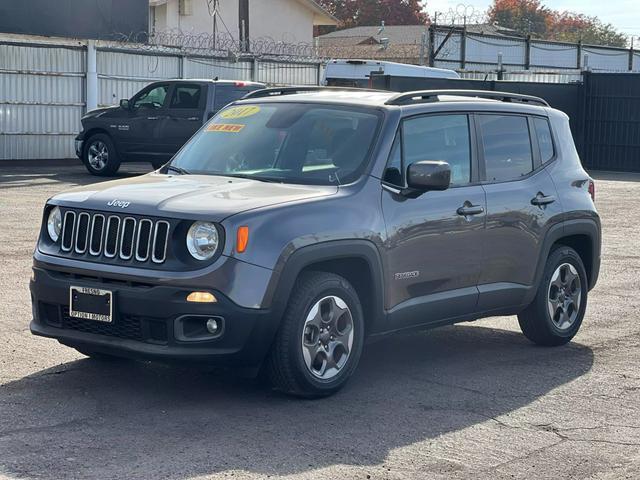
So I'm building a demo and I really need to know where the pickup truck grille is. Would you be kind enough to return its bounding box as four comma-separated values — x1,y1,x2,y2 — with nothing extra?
60,210,170,264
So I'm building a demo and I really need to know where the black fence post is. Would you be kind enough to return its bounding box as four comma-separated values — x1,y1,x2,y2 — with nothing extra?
577,39,582,69
428,24,435,67
460,27,467,70
629,39,634,71
525,35,531,70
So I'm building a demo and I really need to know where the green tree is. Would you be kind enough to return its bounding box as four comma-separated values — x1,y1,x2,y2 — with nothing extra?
319,0,428,28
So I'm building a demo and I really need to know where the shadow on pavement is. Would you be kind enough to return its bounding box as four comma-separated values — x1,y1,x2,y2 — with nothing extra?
0,164,150,190
0,325,593,479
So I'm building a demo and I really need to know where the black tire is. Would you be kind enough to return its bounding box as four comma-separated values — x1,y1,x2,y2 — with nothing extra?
518,245,588,346
266,271,365,398
82,133,121,176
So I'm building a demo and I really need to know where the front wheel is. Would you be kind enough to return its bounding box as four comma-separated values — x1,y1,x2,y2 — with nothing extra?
266,272,365,398
518,245,588,346
82,133,121,176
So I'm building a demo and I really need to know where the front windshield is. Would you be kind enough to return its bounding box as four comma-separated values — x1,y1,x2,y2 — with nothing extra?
169,103,381,185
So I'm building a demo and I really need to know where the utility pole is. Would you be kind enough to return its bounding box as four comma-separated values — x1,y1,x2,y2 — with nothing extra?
239,0,250,52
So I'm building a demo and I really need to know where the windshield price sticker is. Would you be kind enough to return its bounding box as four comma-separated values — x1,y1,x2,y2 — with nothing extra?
207,123,245,133
220,105,260,119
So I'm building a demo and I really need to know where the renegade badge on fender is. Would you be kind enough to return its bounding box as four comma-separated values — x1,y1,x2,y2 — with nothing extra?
31,87,601,397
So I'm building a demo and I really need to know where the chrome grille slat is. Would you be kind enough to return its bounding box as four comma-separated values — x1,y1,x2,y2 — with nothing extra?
89,214,105,256
119,217,137,260
135,219,153,262
74,212,90,254
104,216,121,258
58,210,170,264
152,221,170,264
61,211,76,252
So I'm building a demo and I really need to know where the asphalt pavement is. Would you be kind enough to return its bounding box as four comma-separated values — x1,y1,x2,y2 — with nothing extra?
0,163,639,480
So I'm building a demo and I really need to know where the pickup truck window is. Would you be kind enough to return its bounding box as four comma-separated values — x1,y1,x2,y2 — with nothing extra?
169,103,381,185
170,84,201,109
132,84,170,110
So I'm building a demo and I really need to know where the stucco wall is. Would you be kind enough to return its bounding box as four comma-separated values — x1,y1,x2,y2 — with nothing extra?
152,0,317,44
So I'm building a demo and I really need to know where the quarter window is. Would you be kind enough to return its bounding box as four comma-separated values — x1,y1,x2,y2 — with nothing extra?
402,115,472,186
533,117,555,163
478,115,533,182
170,84,201,109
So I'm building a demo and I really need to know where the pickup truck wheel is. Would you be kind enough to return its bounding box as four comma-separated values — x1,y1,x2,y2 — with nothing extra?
518,246,588,346
266,272,364,398
83,134,121,176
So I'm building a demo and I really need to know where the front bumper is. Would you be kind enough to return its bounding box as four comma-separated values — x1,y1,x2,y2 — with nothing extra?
74,136,83,158
30,267,279,367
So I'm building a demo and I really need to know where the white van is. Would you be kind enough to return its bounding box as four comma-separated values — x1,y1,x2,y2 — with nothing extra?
323,59,460,88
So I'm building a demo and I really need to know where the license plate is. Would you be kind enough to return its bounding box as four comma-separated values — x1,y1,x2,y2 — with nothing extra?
69,286,113,323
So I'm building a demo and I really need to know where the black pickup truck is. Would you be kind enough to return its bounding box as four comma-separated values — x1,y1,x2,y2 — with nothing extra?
75,79,265,175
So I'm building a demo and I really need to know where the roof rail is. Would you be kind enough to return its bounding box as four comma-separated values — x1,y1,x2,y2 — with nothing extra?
385,90,550,107
242,86,382,99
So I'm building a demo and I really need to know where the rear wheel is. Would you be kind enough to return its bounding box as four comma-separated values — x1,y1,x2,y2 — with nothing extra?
82,133,121,176
266,272,365,398
518,246,588,346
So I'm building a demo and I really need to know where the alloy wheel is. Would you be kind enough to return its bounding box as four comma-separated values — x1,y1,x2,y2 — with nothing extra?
88,140,109,170
301,295,354,380
547,262,582,330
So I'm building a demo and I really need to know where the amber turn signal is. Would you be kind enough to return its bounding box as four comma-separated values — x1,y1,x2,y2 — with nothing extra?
186,291,217,303
236,226,249,253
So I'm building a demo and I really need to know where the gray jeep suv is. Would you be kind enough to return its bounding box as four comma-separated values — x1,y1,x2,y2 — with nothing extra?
30,88,601,397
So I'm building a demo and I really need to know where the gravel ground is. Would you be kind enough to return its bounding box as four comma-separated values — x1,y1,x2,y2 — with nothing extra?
0,163,639,480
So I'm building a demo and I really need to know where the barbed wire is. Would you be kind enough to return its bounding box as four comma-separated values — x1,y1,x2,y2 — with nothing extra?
433,4,488,26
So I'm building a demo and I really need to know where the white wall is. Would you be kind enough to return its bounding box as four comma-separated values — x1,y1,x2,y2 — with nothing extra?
152,0,317,44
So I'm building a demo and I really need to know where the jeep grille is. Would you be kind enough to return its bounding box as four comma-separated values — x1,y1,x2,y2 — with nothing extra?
60,210,170,264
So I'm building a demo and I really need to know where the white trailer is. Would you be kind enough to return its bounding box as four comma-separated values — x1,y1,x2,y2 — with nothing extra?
323,59,460,87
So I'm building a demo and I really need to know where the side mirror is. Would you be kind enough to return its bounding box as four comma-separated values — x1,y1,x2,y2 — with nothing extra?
406,160,451,195
119,99,131,110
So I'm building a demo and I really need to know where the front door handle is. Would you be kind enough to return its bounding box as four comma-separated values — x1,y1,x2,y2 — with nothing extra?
187,116,199,121
457,204,485,216
147,116,160,120
531,193,556,206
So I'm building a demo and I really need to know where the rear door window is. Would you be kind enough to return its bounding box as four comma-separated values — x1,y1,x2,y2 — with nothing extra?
169,84,202,109
478,115,533,182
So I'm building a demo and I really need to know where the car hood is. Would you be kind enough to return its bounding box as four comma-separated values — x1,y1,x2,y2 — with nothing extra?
50,173,338,221
82,105,119,120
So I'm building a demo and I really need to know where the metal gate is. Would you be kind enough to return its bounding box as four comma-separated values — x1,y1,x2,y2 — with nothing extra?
371,73,640,173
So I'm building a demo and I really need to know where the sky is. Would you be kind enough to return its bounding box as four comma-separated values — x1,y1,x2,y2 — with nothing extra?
426,1,640,37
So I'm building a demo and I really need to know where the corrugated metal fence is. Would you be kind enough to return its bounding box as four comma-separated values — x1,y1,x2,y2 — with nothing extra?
1,37,324,160
431,26,640,73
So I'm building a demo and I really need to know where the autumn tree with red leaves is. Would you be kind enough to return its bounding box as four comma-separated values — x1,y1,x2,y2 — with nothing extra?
318,0,429,28
487,0,627,47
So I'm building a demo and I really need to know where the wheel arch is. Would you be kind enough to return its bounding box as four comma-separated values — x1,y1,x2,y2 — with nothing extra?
530,219,601,305
264,240,386,335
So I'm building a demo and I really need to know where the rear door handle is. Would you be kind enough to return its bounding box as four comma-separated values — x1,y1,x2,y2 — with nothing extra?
457,204,485,216
147,116,160,120
531,193,556,206
187,116,199,121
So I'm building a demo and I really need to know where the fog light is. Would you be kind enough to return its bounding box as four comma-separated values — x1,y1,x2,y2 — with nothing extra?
206,318,220,334
186,291,217,303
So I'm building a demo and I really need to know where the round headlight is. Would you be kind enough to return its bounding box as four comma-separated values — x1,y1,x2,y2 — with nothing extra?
186,222,219,260
47,207,62,242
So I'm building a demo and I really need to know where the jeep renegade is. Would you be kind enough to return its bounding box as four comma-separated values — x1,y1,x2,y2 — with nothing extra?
31,88,601,397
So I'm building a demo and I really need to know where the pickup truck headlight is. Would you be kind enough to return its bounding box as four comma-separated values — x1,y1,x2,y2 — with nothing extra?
186,221,220,260
47,207,62,242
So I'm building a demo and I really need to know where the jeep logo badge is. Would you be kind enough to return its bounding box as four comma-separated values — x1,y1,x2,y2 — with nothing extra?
107,199,130,209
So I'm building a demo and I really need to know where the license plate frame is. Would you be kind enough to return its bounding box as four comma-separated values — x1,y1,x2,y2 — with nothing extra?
69,286,113,323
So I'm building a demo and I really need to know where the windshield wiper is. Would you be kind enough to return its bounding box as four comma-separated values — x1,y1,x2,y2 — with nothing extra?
221,173,282,183
166,165,191,175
